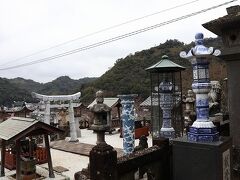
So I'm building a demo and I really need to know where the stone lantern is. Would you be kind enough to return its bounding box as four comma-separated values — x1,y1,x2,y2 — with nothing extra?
203,5,240,145
203,5,240,50
89,91,117,179
203,5,240,177
146,55,185,142
180,33,221,142
90,90,111,144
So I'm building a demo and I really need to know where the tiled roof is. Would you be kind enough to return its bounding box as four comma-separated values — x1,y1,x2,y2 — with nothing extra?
88,98,121,108
140,96,159,107
140,93,182,107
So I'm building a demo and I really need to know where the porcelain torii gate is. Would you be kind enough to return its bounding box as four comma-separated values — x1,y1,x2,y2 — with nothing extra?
32,92,81,142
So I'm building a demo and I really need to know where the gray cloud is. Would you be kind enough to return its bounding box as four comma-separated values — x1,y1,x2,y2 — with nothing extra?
0,0,236,83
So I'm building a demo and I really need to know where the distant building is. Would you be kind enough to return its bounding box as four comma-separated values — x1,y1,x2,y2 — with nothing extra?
0,102,35,122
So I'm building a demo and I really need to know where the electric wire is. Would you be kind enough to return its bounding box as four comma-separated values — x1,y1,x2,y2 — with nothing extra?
0,0,237,71
0,0,200,67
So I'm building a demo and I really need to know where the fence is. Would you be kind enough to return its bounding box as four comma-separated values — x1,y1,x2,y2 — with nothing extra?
75,141,170,180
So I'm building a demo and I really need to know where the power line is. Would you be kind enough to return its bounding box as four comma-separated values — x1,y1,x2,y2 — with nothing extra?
0,0,199,67
0,0,237,71
1,0,235,70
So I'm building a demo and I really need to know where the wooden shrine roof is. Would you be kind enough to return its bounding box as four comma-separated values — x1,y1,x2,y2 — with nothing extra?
0,117,63,142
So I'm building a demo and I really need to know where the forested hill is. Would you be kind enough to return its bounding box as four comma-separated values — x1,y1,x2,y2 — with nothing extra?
0,76,96,106
0,37,226,106
81,37,227,103
0,78,34,106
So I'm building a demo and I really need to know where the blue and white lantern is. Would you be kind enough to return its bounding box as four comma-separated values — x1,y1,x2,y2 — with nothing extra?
159,80,175,138
118,94,137,155
180,33,221,142
146,55,185,141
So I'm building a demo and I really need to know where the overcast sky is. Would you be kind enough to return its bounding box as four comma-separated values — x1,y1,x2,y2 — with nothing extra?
0,0,238,83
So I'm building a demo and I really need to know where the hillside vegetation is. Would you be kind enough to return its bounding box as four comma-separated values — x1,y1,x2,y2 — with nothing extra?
0,76,96,106
0,37,226,106
81,37,226,103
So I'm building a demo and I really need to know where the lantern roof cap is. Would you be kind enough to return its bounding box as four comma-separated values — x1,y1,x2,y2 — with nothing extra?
146,55,185,72
202,5,240,36
89,91,111,113
180,33,221,60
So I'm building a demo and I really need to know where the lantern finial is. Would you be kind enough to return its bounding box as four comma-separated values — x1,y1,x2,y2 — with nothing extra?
195,33,204,45
96,90,104,104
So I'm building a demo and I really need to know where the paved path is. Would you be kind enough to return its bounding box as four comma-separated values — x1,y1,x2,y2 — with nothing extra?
51,140,123,157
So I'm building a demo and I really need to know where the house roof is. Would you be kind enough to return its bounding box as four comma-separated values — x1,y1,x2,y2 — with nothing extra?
88,98,121,109
140,92,182,107
140,96,159,107
0,117,63,141
6,105,34,113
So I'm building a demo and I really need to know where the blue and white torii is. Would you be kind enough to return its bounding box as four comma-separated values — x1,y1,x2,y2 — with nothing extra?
32,92,81,142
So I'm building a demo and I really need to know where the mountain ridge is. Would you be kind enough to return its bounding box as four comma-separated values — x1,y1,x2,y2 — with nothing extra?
80,37,226,103
0,37,226,106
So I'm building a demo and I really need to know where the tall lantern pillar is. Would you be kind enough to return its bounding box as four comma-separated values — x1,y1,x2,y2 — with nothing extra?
146,55,185,145
159,78,175,138
172,33,232,180
180,33,221,142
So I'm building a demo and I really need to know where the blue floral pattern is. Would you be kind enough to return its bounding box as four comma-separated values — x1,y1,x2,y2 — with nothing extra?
118,94,137,155
180,33,221,142
159,84,175,138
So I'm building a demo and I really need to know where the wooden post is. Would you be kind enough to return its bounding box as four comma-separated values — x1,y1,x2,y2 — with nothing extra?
117,106,122,137
117,106,121,124
24,108,27,118
15,139,21,180
29,137,33,157
0,140,5,177
44,134,55,178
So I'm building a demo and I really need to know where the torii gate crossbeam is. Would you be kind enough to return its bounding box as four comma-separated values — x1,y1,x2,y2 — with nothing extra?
32,92,81,142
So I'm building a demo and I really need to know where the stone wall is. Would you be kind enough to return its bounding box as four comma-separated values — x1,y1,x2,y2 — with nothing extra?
75,144,170,180
116,145,170,180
